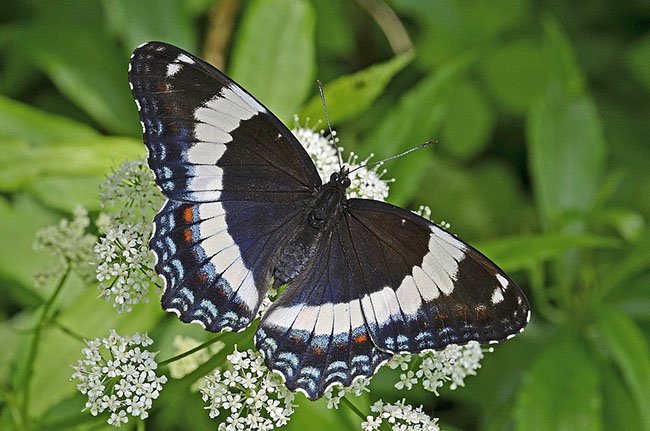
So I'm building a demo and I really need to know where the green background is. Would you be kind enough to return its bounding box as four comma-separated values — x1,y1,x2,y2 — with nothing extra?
1,0,649,430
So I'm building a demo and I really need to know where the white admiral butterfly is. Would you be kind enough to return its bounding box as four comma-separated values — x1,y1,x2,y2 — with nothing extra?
128,42,530,399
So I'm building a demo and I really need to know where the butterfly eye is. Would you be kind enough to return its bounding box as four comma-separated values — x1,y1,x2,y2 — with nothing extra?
329,173,338,182
342,177,351,188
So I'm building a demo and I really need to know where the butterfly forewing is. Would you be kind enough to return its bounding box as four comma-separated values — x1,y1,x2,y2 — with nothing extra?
128,42,321,331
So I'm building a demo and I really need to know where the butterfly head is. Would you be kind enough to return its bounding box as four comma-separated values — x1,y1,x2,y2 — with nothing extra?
329,168,351,190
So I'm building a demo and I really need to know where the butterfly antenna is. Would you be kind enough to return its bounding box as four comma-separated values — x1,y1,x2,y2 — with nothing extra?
348,140,437,174
317,80,344,171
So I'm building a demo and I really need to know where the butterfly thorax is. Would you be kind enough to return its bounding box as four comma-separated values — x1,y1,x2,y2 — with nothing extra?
272,171,350,286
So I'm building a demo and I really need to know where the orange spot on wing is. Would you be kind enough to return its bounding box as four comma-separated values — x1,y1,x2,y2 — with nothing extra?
435,312,448,320
183,206,193,222
183,228,192,243
354,334,367,344
312,347,324,355
197,272,208,283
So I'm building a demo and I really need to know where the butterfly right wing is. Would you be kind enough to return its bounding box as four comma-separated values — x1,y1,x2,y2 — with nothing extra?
128,42,321,331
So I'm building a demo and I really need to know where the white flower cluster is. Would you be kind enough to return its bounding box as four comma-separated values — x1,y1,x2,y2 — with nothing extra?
200,346,296,431
168,335,225,380
94,160,163,313
387,341,489,394
292,123,391,201
323,377,371,409
33,205,96,285
70,329,167,427
361,399,440,431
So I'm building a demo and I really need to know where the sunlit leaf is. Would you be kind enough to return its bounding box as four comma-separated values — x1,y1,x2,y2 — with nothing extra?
0,137,144,191
229,0,316,122
300,51,414,126
0,94,97,145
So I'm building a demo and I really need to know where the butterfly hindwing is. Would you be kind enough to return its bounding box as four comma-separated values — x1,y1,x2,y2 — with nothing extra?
129,42,321,331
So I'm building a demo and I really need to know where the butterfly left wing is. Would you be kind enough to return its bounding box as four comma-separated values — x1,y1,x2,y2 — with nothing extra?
128,42,322,331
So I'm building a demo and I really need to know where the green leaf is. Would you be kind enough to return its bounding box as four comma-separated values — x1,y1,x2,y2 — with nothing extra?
102,0,198,54
27,177,104,212
440,81,496,160
480,38,550,113
3,5,140,135
527,86,606,226
514,338,602,431
299,51,414,126
0,137,144,191
0,196,58,292
475,232,622,272
601,364,644,431
229,0,316,122
626,34,650,92
540,15,585,95
596,306,650,430
0,94,97,145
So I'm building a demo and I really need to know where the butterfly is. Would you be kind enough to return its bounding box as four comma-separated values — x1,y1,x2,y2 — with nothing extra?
128,41,530,400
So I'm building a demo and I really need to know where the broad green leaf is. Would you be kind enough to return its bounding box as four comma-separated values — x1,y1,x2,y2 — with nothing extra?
229,0,316,122
24,286,161,417
527,86,606,226
0,137,144,191
363,56,472,206
476,232,622,272
440,81,496,160
102,0,198,55
541,15,584,95
3,6,140,136
0,94,97,145
596,306,650,429
626,34,650,92
480,38,550,113
299,51,414,126
514,338,602,431
27,177,103,212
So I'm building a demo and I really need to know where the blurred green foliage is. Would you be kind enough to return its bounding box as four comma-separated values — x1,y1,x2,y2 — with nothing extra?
1,0,649,430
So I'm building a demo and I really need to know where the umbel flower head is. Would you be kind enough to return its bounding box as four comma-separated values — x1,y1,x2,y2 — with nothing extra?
94,160,163,313
33,205,96,285
361,399,440,431
200,346,297,431
70,329,167,427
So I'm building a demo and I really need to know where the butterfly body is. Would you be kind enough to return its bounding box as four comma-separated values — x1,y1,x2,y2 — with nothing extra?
128,41,530,400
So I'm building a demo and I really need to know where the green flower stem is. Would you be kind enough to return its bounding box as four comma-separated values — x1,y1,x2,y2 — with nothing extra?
51,319,87,343
20,265,71,428
341,395,367,421
159,334,225,366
